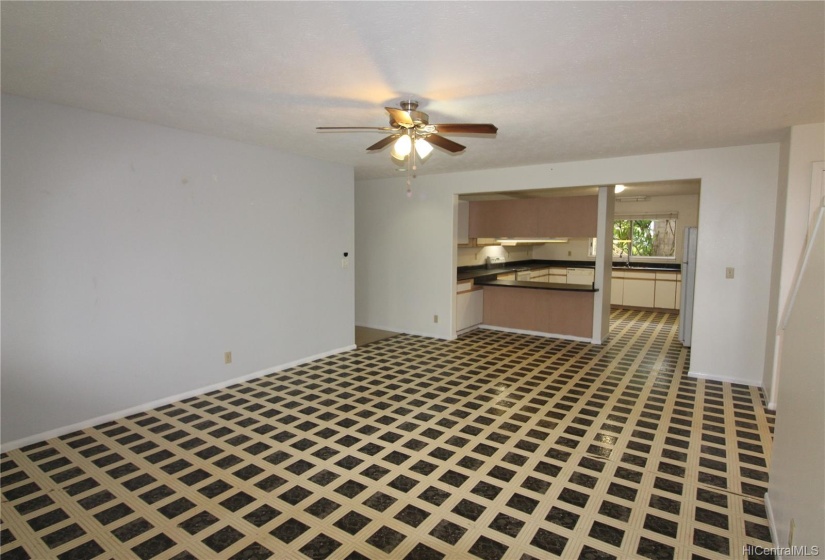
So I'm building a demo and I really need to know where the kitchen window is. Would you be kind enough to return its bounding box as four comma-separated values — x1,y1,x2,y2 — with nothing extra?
588,214,677,260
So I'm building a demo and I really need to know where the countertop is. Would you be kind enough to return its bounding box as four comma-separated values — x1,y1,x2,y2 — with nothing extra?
477,279,598,292
457,260,679,281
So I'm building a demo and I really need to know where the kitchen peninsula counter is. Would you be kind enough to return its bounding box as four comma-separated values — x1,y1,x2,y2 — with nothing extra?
475,278,598,292
457,260,595,282
457,260,679,282
480,283,594,339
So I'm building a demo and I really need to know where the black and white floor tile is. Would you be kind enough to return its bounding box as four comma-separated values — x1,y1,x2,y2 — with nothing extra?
1,309,776,559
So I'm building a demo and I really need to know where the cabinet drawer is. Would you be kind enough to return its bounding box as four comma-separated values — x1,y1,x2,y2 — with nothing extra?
530,268,549,280
548,267,567,284
624,271,656,281
457,280,474,293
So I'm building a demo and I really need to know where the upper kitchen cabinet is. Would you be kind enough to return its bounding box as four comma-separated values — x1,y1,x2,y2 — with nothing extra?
467,195,597,239
469,198,537,238
535,196,598,238
457,200,470,245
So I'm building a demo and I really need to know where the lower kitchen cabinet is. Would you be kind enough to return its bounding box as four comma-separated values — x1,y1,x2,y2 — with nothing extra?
654,271,679,309
611,269,681,310
611,276,624,305
623,280,655,308
675,279,682,310
457,289,484,331
530,268,549,282
548,267,567,284
621,272,656,308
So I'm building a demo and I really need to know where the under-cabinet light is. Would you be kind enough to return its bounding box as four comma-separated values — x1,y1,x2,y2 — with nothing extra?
495,238,570,244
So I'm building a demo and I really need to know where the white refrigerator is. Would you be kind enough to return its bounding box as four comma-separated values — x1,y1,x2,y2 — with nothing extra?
678,227,698,346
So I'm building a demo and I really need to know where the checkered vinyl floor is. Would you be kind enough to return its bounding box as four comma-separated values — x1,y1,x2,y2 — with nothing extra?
1,309,776,559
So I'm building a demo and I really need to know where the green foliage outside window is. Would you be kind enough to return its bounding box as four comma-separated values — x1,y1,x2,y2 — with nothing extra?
612,219,675,259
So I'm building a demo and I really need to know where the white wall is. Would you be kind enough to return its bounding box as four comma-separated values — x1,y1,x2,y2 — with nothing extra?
763,123,825,405
1,95,355,446
356,143,779,386
766,207,825,553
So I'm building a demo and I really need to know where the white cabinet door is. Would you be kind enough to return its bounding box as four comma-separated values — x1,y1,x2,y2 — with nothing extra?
654,272,678,309
567,268,595,285
654,279,677,309
457,290,484,331
530,268,549,281
548,267,567,284
611,277,624,305
675,277,682,310
623,272,656,308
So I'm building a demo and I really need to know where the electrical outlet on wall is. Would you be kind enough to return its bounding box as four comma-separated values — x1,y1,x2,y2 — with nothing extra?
224,351,232,364
433,314,439,323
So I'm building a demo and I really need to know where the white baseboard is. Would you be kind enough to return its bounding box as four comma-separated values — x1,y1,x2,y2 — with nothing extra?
405,330,448,340
355,323,448,341
456,325,481,336
764,492,782,559
687,370,763,387
354,322,404,333
0,345,356,453
479,325,593,343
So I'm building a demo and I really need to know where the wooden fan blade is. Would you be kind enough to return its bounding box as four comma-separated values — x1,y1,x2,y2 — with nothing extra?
385,107,414,126
366,134,400,151
432,123,498,134
317,126,396,131
426,134,466,153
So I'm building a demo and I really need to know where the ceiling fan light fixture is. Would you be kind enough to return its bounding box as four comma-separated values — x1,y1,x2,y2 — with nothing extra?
414,138,433,160
317,101,497,186
391,134,412,159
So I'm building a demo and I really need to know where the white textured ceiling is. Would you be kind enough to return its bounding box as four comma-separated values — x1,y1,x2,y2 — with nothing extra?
2,2,823,180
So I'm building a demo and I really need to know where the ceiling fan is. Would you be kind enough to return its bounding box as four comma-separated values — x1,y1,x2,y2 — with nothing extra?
316,100,498,163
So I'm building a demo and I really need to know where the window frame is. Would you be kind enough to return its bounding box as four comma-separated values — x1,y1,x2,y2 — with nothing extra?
588,214,678,262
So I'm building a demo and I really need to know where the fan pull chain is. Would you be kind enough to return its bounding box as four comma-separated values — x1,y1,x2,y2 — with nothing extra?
406,133,414,198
